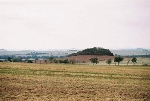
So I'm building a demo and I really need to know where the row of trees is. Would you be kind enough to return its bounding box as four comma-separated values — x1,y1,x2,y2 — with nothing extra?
7,57,22,62
90,57,137,65
43,56,75,64
5,56,137,65
7,57,35,63
5,56,73,64
106,57,137,65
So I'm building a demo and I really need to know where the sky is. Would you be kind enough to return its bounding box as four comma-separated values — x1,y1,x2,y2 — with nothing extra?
0,0,150,50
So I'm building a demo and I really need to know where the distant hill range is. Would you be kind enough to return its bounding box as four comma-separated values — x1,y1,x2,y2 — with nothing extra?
0,49,7,51
136,48,149,51
111,48,150,56
0,48,150,57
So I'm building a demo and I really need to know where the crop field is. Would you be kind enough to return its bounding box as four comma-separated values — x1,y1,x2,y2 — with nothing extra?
0,62,150,101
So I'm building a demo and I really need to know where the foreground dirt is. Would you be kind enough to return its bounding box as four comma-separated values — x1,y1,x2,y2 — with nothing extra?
0,63,150,101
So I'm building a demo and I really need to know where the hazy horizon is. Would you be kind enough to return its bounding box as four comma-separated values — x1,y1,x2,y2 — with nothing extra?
0,0,150,50
0,47,150,51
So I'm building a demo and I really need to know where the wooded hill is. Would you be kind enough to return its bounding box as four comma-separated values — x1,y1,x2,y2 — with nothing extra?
68,47,114,56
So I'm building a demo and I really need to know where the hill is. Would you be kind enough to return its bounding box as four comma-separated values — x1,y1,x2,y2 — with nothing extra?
68,47,114,56
61,47,114,63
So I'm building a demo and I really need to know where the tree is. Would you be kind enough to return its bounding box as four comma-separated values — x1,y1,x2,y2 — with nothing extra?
59,60,64,63
27,60,33,63
53,59,58,63
63,59,69,64
12,57,22,62
106,59,112,65
12,57,17,62
90,57,99,65
131,58,137,65
69,59,76,64
7,57,12,62
49,56,54,64
45,60,47,64
114,57,124,65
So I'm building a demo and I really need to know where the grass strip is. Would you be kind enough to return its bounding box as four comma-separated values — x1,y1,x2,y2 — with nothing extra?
0,68,149,80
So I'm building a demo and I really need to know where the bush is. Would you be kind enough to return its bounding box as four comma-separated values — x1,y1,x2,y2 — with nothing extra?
63,59,69,64
106,59,112,65
53,59,58,63
27,60,33,63
59,60,64,63
58,59,69,64
143,64,148,66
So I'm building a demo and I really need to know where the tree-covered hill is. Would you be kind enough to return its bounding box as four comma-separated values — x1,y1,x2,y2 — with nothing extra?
68,47,114,56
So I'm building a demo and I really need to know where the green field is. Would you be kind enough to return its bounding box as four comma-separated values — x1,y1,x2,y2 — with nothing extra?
0,62,150,101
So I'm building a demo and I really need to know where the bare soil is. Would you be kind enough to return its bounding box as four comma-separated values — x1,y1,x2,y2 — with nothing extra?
61,55,114,63
0,63,150,101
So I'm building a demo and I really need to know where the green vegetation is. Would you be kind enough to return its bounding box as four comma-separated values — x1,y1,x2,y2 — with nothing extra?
49,56,54,63
131,58,137,65
58,59,69,64
90,57,99,65
68,47,113,56
106,59,112,65
27,60,33,63
53,59,58,63
12,57,22,62
69,59,76,64
114,57,124,65
7,57,12,62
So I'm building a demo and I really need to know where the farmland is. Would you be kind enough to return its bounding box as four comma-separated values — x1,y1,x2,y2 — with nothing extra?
0,62,150,101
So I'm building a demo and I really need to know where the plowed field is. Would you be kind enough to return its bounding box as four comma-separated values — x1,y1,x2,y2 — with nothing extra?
0,63,150,101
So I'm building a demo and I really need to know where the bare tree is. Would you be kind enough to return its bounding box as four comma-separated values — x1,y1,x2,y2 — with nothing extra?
127,58,131,65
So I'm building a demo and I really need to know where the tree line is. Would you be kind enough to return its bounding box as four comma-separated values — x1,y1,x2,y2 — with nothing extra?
89,57,137,65
0,55,138,65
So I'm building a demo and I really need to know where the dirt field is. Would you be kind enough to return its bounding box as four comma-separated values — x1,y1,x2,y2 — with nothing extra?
60,55,150,65
34,55,150,66
0,62,150,101
63,55,115,63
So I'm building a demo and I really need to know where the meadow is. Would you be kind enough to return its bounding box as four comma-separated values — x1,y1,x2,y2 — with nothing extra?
0,62,150,101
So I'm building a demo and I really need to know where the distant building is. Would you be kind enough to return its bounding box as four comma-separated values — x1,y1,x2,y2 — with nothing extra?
0,59,5,61
28,58,35,61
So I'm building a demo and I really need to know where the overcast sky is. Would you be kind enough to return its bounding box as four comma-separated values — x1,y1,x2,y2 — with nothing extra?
0,0,150,50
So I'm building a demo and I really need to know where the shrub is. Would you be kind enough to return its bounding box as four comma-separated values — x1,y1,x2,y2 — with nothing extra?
53,59,58,63
27,60,33,63
63,59,69,64
143,64,148,66
106,59,112,65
